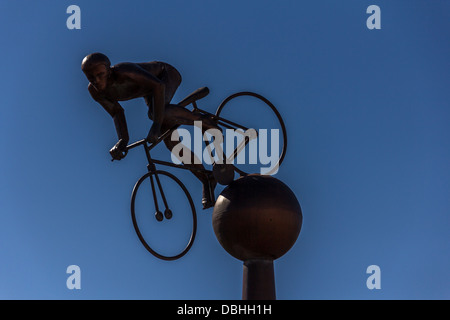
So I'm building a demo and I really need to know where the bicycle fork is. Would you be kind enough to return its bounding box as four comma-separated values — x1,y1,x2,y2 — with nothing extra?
145,147,173,222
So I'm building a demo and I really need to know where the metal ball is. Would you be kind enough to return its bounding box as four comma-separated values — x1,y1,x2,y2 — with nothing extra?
212,174,302,261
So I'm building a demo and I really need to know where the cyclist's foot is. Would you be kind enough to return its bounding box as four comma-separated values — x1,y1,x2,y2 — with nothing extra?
202,173,217,210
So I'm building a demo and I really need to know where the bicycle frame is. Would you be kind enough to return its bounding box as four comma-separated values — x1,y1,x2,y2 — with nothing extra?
125,104,254,174
126,124,212,175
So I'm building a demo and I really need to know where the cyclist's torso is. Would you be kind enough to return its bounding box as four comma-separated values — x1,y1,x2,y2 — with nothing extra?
102,62,166,102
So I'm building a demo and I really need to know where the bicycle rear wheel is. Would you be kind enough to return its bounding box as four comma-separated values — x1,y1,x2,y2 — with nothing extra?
130,170,197,261
214,92,287,177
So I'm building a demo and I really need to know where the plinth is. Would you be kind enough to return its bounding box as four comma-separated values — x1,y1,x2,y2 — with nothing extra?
212,174,302,299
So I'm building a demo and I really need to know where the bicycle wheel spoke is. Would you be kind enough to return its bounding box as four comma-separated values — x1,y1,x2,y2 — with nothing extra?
148,174,163,222
154,172,170,211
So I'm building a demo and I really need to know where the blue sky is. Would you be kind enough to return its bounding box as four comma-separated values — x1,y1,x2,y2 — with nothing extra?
0,0,449,299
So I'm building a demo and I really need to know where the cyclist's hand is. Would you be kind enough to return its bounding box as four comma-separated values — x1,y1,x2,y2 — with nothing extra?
110,139,127,161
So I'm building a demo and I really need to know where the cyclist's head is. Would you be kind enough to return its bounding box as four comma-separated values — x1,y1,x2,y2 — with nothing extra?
81,52,111,72
82,53,111,91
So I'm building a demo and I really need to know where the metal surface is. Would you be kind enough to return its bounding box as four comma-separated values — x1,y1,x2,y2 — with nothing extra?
242,260,276,300
212,175,302,261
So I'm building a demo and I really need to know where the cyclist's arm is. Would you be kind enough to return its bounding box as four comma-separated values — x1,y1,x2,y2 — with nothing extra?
117,63,165,127
88,84,129,148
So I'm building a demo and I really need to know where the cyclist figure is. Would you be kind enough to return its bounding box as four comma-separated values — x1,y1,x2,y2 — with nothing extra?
81,52,218,209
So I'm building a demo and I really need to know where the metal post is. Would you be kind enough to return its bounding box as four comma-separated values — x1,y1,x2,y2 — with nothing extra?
242,259,276,300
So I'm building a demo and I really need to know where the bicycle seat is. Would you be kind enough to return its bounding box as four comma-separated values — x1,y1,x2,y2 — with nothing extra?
177,87,210,107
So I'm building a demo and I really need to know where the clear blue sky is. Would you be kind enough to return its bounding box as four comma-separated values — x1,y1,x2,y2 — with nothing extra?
0,0,449,299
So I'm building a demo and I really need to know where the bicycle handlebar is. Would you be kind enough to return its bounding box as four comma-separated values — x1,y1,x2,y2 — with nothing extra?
126,138,147,151
111,126,180,162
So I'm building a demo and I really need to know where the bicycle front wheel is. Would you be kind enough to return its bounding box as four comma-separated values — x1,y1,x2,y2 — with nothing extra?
130,170,197,261
215,92,287,177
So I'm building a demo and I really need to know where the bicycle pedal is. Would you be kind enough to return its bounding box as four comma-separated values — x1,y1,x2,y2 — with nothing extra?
155,211,164,222
164,209,173,220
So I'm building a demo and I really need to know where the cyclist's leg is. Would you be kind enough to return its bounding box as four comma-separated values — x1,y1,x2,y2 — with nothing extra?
147,63,218,132
145,63,181,120
163,104,220,132
160,63,182,104
162,124,216,209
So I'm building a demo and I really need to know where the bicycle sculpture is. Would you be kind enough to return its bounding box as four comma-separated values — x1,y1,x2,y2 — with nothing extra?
123,88,286,260
82,54,287,260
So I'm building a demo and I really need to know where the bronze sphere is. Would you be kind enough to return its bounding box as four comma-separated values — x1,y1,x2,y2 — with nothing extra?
212,174,302,261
